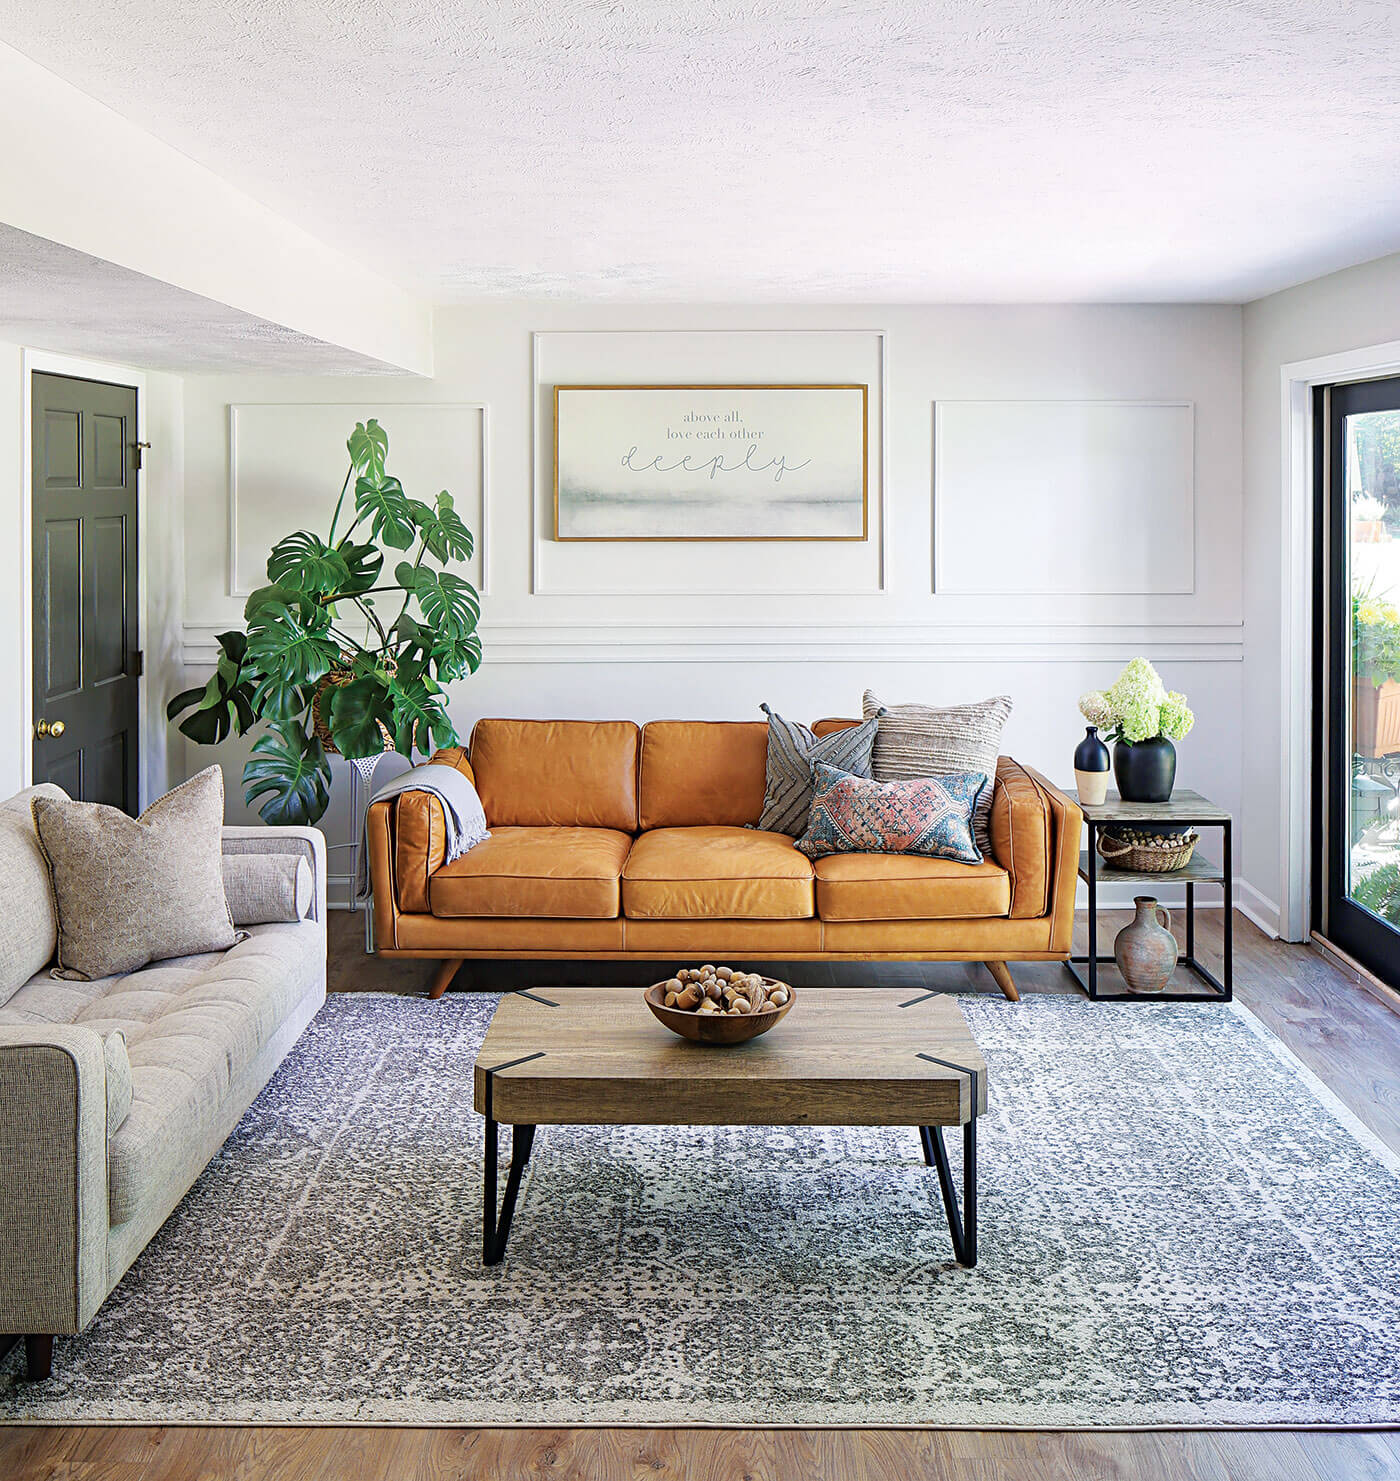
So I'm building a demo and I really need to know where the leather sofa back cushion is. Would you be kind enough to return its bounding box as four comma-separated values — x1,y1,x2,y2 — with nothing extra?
639,721,769,830
470,718,640,831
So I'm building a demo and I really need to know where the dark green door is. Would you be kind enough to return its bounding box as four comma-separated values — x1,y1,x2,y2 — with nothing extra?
31,372,140,811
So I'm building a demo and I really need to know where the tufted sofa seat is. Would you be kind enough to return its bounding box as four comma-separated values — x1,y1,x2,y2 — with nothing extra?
367,717,1082,1002
0,786,326,1377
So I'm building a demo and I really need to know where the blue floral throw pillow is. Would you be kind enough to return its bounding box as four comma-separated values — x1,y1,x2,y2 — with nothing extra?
794,763,988,863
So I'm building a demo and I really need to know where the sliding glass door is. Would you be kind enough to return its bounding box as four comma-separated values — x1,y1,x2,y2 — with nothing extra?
1317,376,1400,982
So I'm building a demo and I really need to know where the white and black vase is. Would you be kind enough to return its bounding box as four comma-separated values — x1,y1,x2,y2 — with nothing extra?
1113,737,1176,803
1073,726,1111,806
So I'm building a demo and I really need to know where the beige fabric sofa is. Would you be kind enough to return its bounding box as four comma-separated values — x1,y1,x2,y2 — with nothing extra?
0,784,326,1380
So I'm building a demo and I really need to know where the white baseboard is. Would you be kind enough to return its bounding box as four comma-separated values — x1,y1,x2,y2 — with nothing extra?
1234,879,1282,939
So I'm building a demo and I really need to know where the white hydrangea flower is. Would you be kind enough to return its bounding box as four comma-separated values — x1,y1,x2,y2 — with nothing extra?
1108,658,1168,744
1078,690,1115,728
1159,691,1195,741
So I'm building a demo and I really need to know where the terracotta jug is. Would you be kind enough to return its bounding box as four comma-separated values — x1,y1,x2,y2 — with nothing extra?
1113,896,1178,994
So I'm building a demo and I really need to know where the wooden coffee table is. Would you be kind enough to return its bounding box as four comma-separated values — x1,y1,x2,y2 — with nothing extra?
472,986,988,1267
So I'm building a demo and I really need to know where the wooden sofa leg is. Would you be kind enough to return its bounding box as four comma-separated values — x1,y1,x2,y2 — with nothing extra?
428,959,464,1000
985,961,1020,1002
24,1335,53,1381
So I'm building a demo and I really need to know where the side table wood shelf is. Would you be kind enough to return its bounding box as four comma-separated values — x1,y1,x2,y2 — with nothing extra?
1068,788,1232,1002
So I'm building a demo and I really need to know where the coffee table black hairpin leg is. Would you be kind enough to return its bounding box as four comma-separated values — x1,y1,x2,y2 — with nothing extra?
920,1121,978,1267
914,1052,980,1267
481,1052,543,1266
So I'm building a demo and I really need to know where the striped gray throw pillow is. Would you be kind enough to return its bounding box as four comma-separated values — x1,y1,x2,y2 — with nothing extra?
862,690,1012,856
756,705,879,836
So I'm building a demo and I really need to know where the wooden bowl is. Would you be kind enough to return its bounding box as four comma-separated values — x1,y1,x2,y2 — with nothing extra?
644,978,796,1045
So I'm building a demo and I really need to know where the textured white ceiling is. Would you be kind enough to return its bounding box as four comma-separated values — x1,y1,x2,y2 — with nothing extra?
0,225,403,373
2,1,1399,303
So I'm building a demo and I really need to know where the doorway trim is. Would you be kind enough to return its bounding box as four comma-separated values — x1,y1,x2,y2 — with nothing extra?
1281,338,1400,940
20,350,148,806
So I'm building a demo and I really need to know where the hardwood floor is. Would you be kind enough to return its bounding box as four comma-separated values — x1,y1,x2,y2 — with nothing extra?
5,909,1399,1480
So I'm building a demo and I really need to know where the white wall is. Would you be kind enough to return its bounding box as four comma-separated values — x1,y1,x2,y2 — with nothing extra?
175,302,1245,904
0,340,24,794
1242,248,1400,935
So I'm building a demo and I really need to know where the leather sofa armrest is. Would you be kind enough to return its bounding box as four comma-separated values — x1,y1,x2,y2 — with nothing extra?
368,747,477,917
990,759,1083,940
0,1027,110,1336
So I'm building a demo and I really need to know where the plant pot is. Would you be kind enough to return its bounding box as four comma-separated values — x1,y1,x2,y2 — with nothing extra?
1113,737,1176,803
1073,725,1111,806
1113,897,1179,994
1354,677,1400,758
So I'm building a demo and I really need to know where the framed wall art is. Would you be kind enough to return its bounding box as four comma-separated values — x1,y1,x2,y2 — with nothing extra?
552,383,868,541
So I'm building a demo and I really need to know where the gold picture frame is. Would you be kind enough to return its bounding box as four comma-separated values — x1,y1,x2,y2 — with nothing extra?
552,383,869,542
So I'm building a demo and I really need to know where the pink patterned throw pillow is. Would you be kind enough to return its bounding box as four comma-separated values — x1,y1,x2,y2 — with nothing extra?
794,763,988,863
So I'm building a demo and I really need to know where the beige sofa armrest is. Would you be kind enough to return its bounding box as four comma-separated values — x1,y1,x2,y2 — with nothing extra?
221,825,327,924
0,1027,111,1336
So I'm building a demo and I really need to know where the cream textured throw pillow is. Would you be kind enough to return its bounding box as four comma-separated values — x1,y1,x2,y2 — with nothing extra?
862,690,1012,857
32,766,237,980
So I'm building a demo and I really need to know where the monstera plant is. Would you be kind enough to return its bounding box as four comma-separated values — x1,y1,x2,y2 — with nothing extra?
168,420,481,825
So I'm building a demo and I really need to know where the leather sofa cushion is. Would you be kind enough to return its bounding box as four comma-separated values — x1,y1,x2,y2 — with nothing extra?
429,827,632,918
638,721,768,830
470,719,639,832
814,853,1011,921
623,826,814,919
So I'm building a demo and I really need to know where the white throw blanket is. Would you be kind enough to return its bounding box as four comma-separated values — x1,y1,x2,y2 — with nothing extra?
356,763,489,900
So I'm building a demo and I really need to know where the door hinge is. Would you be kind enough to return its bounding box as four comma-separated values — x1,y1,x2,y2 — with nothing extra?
130,650,144,678
133,440,151,471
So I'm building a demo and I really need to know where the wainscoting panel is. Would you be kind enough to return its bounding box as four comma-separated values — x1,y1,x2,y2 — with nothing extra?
933,400,1195,596
228,402,488,597
531,330,886,596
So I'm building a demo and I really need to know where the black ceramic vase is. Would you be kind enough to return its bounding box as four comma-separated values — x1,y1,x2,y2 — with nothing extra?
1073,725,1112,805
1113,737,1176,803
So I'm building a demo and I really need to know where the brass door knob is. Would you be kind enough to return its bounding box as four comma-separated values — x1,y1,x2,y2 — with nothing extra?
35,718,65,739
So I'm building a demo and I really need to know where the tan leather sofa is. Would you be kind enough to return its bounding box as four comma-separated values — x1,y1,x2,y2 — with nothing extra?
366,718,1082,1002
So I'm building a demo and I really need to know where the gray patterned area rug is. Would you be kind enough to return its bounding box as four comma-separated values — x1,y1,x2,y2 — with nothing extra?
3,990,1400,1427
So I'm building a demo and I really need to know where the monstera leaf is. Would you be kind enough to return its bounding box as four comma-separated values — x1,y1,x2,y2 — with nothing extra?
386,673,456,757
242,722,332,827
396,563,479,643
347,419,388,483
243,582,326,629
266,531,351,595
410,491,474,563
430,630,482,683
166,631,256,744
326,676,393,760
355,474,415,550
245,617,340,702
336,539,383,595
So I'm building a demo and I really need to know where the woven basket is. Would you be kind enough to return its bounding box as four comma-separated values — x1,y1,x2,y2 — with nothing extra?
311,662,392,758
1097,829,1198,874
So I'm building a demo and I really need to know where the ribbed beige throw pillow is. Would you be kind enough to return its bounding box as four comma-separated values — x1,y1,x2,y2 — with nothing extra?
31,766,236,980
862,690,1012,857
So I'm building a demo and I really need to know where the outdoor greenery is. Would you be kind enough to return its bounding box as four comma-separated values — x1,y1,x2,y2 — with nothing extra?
1078,658,1194,745
167,420,481,826
1352,859,1400,927
1353,585,1400,686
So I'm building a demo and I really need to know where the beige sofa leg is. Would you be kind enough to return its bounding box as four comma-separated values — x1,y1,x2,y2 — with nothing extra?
428,959,464,1000
985,961,1020,1002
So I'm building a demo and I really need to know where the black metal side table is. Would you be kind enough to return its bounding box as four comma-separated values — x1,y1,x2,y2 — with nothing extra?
1068,789,1232,1002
